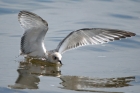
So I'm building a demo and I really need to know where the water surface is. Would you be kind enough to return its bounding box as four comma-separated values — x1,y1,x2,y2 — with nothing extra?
0,0,140,93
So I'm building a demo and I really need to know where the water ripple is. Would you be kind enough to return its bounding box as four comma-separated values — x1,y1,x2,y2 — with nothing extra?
0,8,19,14
109,13,139,20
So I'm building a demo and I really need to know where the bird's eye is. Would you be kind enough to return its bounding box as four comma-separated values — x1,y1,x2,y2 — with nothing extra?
53,56,57,60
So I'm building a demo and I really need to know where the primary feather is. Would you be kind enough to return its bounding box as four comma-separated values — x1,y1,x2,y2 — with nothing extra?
19,11,48,57
56,28,135,54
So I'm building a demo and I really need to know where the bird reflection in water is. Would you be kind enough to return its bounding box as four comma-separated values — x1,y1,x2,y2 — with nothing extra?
8,57,62,89
59,75,135,92
8,58,135,92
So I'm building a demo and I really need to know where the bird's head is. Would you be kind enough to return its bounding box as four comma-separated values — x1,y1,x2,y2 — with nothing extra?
49,52,62,64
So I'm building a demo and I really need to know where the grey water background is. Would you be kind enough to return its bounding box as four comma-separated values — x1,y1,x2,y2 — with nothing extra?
0,0,140,93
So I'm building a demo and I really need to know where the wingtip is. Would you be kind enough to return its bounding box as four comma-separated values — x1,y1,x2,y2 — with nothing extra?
18,10,26,16
132,32,136,36
18,10,28,21
127,32,136,37
18,10,31,17
18,10,49,29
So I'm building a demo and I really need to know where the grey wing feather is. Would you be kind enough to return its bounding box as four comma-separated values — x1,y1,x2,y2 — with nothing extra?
18,11,48,56
56,28,136,54
18,10,48,30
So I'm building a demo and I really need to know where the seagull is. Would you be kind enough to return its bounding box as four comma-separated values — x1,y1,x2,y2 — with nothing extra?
18,10,136,64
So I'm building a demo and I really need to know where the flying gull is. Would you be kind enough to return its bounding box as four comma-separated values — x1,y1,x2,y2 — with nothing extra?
18,10,136,64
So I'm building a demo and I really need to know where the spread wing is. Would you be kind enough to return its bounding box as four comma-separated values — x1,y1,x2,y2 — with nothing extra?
56,28,135,54
18,10,48,57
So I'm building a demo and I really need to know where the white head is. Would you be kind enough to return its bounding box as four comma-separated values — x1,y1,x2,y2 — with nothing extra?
48,52,62,64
